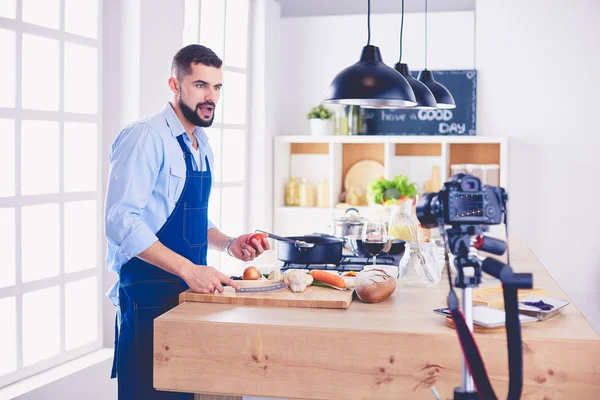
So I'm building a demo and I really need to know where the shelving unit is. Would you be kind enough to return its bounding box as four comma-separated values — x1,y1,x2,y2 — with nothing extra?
273,135,508,236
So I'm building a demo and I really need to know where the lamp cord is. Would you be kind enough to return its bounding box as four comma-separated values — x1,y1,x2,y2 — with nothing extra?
424,0,428,69
399,0,404,62
367,0,371,46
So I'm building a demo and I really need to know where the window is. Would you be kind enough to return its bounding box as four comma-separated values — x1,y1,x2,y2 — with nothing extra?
183,0,251,276
0,0,102,387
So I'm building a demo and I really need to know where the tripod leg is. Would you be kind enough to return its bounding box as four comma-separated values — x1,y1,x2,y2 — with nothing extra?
461,288,475,393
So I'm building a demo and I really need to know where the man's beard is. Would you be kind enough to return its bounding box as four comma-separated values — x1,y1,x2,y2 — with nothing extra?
178,97,215,127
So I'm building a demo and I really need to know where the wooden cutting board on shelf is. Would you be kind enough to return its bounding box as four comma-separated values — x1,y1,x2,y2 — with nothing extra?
179,285,354,309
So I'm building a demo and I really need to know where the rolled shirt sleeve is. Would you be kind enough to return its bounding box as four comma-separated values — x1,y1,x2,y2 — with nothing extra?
104,123,163,260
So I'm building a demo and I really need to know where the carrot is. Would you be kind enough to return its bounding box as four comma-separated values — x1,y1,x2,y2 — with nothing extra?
309,270,346,289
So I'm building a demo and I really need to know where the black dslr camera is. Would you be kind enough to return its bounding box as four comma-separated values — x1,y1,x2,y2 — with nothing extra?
416,173,507,229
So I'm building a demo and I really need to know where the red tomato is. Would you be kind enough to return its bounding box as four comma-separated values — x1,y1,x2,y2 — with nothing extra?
246,233,266,246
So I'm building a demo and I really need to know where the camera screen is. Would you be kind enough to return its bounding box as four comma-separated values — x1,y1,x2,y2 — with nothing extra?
453,194,484,218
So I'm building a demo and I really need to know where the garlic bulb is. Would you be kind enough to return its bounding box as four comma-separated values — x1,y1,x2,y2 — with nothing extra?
268,270,282,281
282,271,313,288
302,273,314,286
289,274,308,293
282,271,298,286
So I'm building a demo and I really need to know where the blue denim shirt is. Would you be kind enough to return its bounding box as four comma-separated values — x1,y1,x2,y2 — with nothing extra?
105,103,216,306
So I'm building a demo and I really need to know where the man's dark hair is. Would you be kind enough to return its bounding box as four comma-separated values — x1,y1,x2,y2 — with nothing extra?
171,44,222,78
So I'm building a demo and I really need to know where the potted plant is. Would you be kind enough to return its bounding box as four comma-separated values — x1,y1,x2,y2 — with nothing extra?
307,104,334,136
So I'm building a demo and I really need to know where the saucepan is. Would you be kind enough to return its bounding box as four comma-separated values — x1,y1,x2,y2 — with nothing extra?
256,230,344,264
332,208,365,240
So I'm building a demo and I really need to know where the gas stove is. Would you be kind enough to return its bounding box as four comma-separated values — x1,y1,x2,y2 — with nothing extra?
279,253,398,273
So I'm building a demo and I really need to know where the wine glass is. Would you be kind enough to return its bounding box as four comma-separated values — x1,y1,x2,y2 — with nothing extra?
361,220,388,267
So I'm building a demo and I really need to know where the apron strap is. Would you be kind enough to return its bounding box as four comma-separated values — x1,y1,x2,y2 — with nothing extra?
176,134,213,175
176,135,194,172
203,155,211,175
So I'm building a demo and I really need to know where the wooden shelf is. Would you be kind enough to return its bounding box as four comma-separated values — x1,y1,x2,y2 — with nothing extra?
290,143,329,154
449,143,500,164
449,143,501,181
274,135,508,235
395,143,442,156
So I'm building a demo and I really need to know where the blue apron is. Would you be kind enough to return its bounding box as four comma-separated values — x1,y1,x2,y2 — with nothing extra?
111,135,211,399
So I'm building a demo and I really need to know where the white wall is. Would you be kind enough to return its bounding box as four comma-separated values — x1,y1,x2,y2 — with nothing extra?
277,12,476,134
248,0,281,234
476,0,600,330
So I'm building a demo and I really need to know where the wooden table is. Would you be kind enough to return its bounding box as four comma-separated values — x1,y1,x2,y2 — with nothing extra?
154,240,600,399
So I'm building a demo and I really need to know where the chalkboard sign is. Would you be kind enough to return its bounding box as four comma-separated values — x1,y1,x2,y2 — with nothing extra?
362,70,476,136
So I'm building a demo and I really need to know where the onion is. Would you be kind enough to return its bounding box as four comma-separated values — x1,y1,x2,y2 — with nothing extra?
243,266,261,280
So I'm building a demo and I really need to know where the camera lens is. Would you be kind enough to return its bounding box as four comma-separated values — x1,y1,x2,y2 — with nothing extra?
416,193,440,229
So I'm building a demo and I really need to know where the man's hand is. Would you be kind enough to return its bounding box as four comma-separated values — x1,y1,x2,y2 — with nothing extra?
229,233,271,262
181,263,240,293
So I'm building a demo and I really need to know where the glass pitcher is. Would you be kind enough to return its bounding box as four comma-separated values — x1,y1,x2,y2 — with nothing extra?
398,242,439,287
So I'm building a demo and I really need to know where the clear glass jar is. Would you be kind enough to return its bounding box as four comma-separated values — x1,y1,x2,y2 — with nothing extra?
285,177,300,206
299,178,315,207
399,243,438,287
482,164,500,186
316,179,329,208
335,109,348,136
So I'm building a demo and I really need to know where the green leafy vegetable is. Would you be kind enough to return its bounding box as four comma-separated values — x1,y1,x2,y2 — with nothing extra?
383,188,401,201
367,174,418,205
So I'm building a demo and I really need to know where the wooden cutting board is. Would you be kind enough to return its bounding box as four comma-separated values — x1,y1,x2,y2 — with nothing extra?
179,285,354,309
449,285,547,309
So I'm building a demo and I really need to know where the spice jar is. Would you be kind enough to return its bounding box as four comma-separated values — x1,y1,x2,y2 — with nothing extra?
285,177,300,206
299,178,315,207
317,179,329,208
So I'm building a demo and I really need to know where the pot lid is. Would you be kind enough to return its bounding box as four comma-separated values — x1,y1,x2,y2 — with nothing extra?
334,207,365,224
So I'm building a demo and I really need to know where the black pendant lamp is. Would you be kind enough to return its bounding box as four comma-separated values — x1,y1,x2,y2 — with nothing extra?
417,0,456,109
394,0,437,108
323,0,417,108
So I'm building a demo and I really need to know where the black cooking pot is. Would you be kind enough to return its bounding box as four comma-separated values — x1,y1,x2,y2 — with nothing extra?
275,234,344,264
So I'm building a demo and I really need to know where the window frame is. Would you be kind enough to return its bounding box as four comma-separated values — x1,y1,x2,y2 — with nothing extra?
0,0,103,388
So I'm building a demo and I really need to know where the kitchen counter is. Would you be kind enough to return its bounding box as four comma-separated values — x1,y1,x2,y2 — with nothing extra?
154,239,600,399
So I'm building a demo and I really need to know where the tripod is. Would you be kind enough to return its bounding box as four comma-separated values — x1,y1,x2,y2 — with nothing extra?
442,225,533,400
